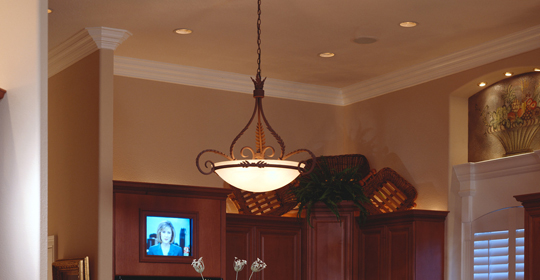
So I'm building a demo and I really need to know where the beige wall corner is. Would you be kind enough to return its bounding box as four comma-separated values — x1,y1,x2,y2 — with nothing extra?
48,51,101,275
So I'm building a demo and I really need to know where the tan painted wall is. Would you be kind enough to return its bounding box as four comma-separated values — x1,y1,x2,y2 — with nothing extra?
113,76,344,188
113,48,540,212
343,81,450,211
48,51,100,277
344,48,540,212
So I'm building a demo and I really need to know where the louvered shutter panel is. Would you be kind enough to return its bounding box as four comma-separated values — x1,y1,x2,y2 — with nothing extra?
473,229,525,280
515,229,524,280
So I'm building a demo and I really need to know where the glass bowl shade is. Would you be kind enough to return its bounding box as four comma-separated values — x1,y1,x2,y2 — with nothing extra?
214,159,302,192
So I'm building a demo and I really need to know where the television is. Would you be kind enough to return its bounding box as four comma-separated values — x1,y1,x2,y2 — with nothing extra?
140,210,198,263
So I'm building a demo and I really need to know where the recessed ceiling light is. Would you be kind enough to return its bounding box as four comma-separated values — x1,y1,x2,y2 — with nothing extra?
319,52,335,58
478,82,487,87
505,72,513,77
174,28,193,35
535,68,540,72
48,8,53,14
399,21,418,28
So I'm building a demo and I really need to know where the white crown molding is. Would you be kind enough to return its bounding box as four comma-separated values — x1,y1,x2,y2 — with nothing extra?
50,24,540,105
48,29,98,77
114,56,343,105
453,150,540,183
342,24,540,105
86,27,132,50
48,27,131,77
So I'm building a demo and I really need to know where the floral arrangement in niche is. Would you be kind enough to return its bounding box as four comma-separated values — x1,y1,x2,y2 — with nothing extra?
191,256,267,280
478,81,540,130
477,74,540,156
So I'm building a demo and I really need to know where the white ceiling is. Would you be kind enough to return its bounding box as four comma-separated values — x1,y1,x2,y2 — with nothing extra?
48,0,540,90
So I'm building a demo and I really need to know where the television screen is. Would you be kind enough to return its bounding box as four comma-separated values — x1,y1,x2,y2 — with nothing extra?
145,215,193,257
140,210,198,263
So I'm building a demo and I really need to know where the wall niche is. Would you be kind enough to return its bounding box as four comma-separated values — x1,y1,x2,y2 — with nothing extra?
469,72,540,162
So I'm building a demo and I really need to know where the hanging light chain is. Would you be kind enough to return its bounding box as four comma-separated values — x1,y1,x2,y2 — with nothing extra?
256,0,262,80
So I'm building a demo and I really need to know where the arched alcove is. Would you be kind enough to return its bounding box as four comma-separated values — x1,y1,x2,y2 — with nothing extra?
469,72,540,162
449,66,540,167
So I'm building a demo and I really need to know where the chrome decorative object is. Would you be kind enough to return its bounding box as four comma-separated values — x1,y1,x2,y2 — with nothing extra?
196,0,315,192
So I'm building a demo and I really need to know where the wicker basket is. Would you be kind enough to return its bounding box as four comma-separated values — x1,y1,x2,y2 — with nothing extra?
301,154,371,180
227,184,298,216
361,167,418,214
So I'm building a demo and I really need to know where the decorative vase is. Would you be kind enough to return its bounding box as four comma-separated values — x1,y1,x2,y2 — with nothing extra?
488,119,540,156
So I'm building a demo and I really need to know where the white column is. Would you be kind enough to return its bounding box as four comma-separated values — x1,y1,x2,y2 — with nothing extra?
455,163,477,280
88,27,131,280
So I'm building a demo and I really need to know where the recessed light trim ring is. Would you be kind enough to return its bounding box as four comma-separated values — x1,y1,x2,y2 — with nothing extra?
400,21,418,28
174,28,193,35
319,52,335,58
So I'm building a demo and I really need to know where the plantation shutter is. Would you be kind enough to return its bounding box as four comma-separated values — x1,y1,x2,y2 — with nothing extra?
473,229,525,280
515,229,525,280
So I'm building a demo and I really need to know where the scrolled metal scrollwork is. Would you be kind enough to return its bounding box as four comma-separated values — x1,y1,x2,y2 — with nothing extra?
196,149,233,175
228,99,258,160
240,145,276,160
240,146,256,159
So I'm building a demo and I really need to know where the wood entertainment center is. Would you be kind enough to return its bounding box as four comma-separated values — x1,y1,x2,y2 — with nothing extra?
114,181,448,280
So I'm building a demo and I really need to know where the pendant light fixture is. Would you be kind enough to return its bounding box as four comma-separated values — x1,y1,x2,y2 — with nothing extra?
196,0,316,193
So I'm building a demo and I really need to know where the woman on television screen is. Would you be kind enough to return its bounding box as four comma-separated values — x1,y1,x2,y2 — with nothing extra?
147,221,183,256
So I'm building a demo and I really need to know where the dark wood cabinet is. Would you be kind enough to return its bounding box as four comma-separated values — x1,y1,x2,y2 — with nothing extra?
358,210,448,280
305,202,358,280
304,202,447,280
360,224,414,280
515,192,540,280
226,214,304,280
113,182,448,280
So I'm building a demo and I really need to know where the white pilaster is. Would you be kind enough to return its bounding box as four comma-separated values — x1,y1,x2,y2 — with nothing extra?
456,163,477,280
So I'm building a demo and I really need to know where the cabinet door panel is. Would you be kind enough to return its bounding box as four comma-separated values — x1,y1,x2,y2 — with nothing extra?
359,226,385,280
415,221,445,280
226,226,253,280
257,228,302,280
308,212,355,280
387,224,413,280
